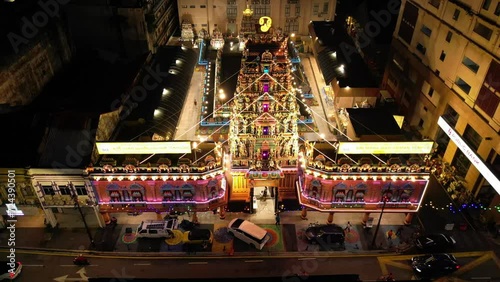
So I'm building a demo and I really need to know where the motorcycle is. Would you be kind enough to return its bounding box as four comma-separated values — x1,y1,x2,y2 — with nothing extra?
73,255,90,266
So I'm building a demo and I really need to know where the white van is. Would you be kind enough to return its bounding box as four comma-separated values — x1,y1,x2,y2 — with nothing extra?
227,218,271,250
136,219,178,238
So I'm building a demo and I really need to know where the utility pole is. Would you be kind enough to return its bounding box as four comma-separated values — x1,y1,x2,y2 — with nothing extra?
371,184,391,249
71,184,95,248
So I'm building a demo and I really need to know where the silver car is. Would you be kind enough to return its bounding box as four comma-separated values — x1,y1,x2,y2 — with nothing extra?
227,218,271,250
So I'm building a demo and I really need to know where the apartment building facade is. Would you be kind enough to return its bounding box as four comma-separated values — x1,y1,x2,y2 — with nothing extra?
177,0,336,38
383,0,500,212
65,0,179,58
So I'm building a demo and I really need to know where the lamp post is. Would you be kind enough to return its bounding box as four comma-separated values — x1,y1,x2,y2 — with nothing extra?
70,184,94,248
371,184,391,249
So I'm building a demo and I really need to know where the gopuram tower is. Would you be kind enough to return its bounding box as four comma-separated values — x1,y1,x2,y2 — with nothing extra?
228,8,300,206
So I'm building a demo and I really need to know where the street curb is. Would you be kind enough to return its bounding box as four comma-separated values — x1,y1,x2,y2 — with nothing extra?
0,246,392,257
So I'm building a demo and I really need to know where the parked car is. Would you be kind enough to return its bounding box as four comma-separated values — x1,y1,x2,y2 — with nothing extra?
227,218,271,250
182,229,213,245
411,253,460,279
304,223,345,246
0,261,22,280
136,219,178,238
414,233,456,252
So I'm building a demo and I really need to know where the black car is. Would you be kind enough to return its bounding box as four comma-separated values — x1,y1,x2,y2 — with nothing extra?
414,233,456,252
304,224,345,245
411,253,460,279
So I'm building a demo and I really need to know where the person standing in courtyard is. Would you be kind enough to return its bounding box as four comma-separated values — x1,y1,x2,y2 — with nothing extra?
275,212,281,225
387,229,394,240
345,221,352,233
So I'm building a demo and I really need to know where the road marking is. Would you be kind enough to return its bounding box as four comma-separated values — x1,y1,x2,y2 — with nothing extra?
134,263,151,266
245,260,263,263
22,264,44,267
61,265,76,267
188,262,208,265
298,258,316,261
470,278,492,280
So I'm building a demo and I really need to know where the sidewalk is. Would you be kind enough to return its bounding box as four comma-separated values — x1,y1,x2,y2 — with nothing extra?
1,210,421,256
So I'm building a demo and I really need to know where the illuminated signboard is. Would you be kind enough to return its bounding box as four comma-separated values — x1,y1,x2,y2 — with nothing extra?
338,141,434,154
96,142,192,154
437,117,500,194
259,16,272,32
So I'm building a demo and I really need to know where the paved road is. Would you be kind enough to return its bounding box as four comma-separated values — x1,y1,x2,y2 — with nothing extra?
11,250,500,282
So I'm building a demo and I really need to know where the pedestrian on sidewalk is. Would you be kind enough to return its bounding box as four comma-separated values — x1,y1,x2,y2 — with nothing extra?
275,212,281,225
345,221,352,233
395,226,404,237
387,229,394,240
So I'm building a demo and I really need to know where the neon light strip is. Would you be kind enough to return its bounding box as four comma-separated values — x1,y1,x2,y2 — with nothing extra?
437,116,500,194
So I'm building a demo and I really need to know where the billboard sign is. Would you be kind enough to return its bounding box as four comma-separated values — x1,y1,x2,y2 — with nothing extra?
96,142,192,154
338,141,434,154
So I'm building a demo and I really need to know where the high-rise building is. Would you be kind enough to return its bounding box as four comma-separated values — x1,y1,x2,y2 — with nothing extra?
65,0,180,59
177,0,336,38
383,0,500,213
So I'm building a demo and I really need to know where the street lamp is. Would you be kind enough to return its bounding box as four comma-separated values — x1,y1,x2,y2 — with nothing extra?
371,184,392,249
70,184,95,248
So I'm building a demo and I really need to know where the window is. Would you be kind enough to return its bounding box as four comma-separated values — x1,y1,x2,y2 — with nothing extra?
74,185,88,195
200,5,206,8
295,5,300,16
285,5,290,17
429,0,440,8
463,125,482,151
59,185,71,195
428,87,434,97
456,77,471,94
435,69,440,76
213,5,216,8
201,24,207,27
227,7,237,17
473,22,493,40
421,25,432,37
453,9,460,20
482,0,492,10
323,2,329,13
452,150,471,177
462,56,480,73
443,105,459,127
495,3,500,15
313,3,319,15
227,0,236,4
189,5,195,8
445,31,452,42
42,185,54,195
418,119,424,128
439,50,446,61
476,86,500,117
181,5,187,8
416,43,426,54
423,106,428,112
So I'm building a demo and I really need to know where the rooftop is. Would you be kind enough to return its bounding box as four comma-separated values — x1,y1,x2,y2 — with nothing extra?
115,46,198,142
309,21,378,88
347,108,404,140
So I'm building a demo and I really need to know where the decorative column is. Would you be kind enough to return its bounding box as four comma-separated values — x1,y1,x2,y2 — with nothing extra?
361,212,371,226
101,212,111,224
156,212,163,220
327,212,334,224
192,211,199,223
220,206,226,219
300,206,307,220
404,213,414,226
